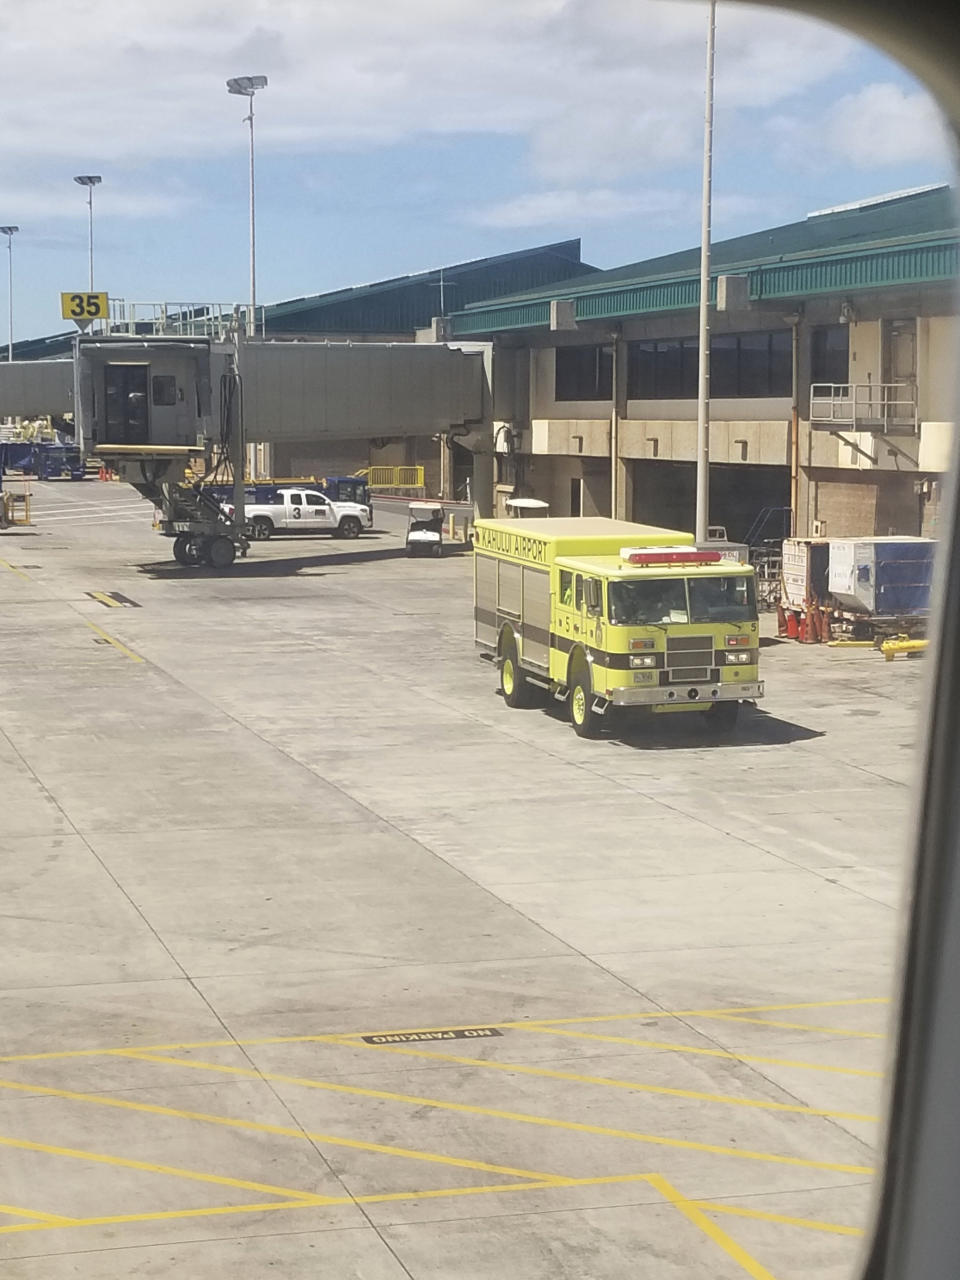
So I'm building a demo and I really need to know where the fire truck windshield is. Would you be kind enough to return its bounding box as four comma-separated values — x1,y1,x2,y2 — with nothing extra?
688,575,757,623
608,575,756,625
608,578,688,625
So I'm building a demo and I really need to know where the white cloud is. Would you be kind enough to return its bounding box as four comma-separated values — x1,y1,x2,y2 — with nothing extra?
471,187,686,228
765,82,954,175
0,179,197,221
825,82,955,168
4,0,863,181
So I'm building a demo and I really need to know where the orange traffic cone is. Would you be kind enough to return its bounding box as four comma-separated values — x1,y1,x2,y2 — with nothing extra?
801,604,817,643
776,603,789,636
785,610,799,639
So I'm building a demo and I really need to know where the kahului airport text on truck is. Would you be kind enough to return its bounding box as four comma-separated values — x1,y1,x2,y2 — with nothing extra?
473,517,763,737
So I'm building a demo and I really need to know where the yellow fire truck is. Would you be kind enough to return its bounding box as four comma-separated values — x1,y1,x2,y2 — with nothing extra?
473,517,763,737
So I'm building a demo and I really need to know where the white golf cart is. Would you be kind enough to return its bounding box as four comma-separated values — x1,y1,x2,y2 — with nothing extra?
405,502,445,557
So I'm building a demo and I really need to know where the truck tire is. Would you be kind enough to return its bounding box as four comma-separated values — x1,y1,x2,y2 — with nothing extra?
705,700,740,734
337,516,362,540
207,536,237,569
499,634,534,708
250,516,273,540
569,659,601,738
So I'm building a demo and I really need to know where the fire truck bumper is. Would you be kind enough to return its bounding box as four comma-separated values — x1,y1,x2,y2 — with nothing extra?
609,682,763,708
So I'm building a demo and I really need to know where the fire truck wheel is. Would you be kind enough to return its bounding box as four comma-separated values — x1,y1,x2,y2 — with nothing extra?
706,700,740,733
569,661,600,738
499,635,533,708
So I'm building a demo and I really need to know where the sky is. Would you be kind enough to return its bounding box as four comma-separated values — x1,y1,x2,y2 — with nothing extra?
2,0,957,342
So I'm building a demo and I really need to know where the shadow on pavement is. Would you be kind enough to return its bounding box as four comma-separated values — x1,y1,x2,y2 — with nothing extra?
134,540,472,579
531,699,823,749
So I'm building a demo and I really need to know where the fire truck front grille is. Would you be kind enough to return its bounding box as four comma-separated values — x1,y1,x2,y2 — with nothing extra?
668,666,713,683
665,635,713,682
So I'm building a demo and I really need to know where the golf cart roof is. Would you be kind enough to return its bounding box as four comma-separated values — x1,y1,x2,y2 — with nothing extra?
505,497,550,511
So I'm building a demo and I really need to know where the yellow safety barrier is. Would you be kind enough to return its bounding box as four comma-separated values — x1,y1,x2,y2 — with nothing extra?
367,465,425,489
880,636,928,662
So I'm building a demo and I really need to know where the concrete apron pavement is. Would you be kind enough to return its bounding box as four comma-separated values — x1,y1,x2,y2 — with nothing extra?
0,480,920,1277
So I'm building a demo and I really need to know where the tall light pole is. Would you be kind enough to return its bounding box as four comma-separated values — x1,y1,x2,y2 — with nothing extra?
695,1,716,544
73,176,102,292
226,75,268,338
0,226,18,362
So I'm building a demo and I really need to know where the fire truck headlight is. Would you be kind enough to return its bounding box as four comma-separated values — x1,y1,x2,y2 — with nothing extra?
630,654,657,668
725,652,752,665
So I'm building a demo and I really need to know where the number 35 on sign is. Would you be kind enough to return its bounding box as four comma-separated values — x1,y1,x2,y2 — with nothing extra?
60,292,108,326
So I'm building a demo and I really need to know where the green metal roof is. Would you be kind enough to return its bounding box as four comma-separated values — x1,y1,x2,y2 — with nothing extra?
264,239,597,334
449,186,959,336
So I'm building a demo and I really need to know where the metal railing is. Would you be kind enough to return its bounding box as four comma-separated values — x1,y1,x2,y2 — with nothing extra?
105,301,247,340
810,382,919,434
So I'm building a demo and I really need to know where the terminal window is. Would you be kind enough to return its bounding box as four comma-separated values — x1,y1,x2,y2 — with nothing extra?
555,344,614,401
628,330,791,398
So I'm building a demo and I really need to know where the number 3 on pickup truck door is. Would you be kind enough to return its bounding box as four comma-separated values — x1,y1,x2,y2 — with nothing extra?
291,506,301,519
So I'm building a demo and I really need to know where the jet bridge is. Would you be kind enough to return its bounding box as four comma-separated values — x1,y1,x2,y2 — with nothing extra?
0,334,488,567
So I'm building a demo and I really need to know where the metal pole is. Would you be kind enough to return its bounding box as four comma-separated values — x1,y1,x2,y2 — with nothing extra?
695,0,716,544
88,185,95,292
248,94,256,339
6,232,13,363
790,316,800,536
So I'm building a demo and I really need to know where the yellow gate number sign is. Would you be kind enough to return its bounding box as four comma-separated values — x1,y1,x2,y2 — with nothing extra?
60,292,108,322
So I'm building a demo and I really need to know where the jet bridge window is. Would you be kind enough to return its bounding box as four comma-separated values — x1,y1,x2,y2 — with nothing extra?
151,375,177,406
104,364,148,445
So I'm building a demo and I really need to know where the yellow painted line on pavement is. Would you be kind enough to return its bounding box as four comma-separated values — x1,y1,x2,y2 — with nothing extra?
0,997,889,1066
87,591,122,608
0,1134,325,1202
695,1012,884,1038
121,1051,875,1177
0,1173,662,1239
326,1036,879,1123
0,558,31,581
637,997,889,1021
648,1173,778,1280
526,1025,883,1078
85,620,144,663
694,1199,864,1237
0,1199,330,1237
0,1203,77,1224
0,1076,558,1184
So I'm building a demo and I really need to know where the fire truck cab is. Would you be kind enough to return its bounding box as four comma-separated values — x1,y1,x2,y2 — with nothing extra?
473,517,763,738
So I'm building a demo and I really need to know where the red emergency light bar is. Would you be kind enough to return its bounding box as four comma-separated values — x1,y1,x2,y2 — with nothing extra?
620,546,724,566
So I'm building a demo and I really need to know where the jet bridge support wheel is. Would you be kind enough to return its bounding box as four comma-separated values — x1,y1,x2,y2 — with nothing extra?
173,534,201,566
205,536,237,569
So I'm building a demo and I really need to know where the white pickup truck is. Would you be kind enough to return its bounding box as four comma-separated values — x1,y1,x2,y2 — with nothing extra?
224,487,374,541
